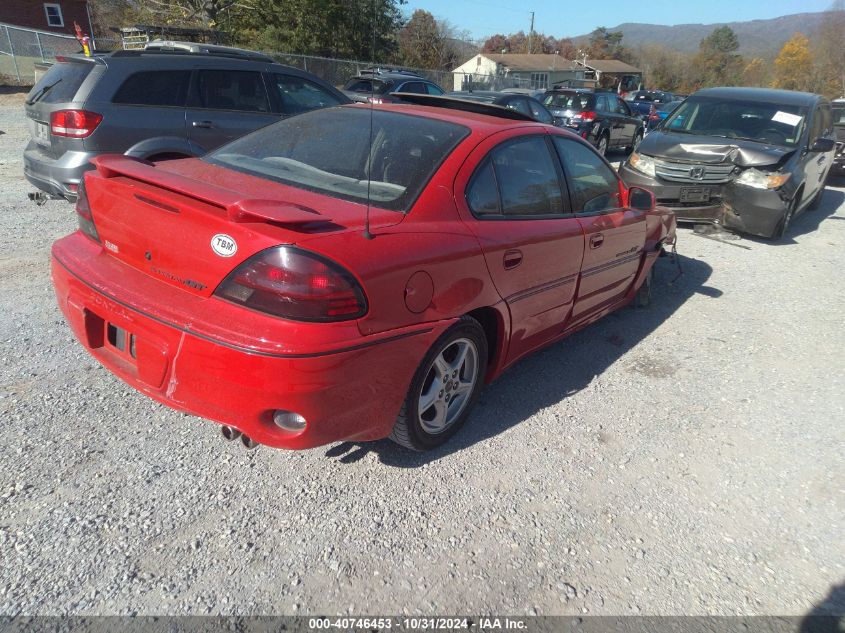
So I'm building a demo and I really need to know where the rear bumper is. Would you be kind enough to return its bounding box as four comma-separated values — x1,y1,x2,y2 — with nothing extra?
23,141,98,201
618,163,789,238
51,233,448,449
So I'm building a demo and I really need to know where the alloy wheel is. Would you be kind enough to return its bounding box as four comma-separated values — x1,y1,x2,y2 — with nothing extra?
417,338,479,435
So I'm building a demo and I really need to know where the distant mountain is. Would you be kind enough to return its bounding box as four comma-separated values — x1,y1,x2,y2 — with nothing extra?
574,12,828,56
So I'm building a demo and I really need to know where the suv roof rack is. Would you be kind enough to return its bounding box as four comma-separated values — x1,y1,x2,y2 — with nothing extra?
110,40,275,63
359,66,422,77
391,93,535,122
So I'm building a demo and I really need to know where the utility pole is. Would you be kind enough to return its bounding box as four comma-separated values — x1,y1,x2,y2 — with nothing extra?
528,11,534,54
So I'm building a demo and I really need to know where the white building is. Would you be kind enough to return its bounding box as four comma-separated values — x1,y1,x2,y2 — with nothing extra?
451,53,586,91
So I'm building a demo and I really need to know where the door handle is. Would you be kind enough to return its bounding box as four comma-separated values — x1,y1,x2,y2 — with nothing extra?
192,120,213,129
503,249,523,270
590,233,605,249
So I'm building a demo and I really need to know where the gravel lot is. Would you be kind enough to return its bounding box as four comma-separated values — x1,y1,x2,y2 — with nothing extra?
1,91,843,618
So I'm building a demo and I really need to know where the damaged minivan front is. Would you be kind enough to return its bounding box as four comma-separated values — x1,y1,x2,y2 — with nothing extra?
619,87,835,240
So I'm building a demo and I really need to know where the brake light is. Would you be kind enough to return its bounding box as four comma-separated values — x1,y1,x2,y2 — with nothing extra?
50,109,102,138
75,177,100,243
215,246,367,322
573,110,597,123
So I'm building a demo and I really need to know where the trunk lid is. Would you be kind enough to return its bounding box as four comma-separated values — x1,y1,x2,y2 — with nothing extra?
85,156,403,298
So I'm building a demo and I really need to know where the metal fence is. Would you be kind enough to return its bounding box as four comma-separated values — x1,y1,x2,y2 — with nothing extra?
0,23,527,95
0,22,118,84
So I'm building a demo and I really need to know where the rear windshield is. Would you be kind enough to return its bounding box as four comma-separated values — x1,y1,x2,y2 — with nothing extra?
207,107,469,212
26,60,94,105
543,93,591,111
663,97,808,147
344,78,389,94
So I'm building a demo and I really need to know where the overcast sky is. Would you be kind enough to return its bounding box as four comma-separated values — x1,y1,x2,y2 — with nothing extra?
405,0,834,40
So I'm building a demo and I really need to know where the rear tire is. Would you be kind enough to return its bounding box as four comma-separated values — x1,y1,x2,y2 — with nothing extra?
390,316,488,451
596,134,609,156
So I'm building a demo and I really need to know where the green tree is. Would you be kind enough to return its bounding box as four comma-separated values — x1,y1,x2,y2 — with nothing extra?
587,26,627,60
691,26,744,87
772,33,813,91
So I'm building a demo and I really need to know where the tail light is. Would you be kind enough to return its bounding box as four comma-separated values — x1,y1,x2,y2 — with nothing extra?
215,246,367,322
75,177,100,243
50,109,102,138
572,110,597,123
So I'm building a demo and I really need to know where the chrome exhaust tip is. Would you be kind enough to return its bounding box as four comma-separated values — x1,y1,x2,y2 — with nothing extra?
241,434,259,449
221,425,242,441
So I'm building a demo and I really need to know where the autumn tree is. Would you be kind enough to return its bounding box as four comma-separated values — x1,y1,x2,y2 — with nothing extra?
811,0,845,96
742,57,769,87
772,33,813,91
398,10,440,68
481,32,579,56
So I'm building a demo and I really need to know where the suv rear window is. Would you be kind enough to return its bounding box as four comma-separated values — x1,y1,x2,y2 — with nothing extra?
543,93,592,111
26,60,94,104
208,108,469,212
113,70,190,107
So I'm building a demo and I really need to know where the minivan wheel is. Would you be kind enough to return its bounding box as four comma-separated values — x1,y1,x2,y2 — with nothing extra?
772,197,798,240
390,316,487,451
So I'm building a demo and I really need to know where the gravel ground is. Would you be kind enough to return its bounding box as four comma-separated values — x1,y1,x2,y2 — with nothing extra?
0,94,843,618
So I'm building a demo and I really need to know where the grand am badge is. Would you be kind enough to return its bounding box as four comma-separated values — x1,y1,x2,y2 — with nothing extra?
211,234,237,257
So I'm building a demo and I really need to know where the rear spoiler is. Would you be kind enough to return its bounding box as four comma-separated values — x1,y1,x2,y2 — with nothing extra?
90,155,332,226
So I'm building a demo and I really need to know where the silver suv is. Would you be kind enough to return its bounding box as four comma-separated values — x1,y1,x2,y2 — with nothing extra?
24,42,349,202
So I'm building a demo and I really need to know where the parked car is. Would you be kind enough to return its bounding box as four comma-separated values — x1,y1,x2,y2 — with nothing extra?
23,41,349,202
625,90,676,120
446,90,555,125
342,69,444,103
620,87,836,239
645,100,682,131
833,98,845,176
541,89,644,155
499,87,548,100
51,96,675,452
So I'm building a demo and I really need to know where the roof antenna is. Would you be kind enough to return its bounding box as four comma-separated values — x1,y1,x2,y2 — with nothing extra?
363,0,376,240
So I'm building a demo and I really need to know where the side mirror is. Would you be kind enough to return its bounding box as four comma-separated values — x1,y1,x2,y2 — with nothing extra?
628,186,656,212
810,137,835,153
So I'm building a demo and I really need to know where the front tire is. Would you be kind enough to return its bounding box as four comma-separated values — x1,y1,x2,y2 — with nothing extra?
771,196,798,240
390,316,488,451
628,130,643,153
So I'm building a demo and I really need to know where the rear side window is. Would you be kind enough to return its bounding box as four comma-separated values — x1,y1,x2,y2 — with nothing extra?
504,97,531,117
27,61,93,104
112,70,190,107
553,137,620,213
272,74,342,115
345,79,388,94
196,70,270,112
467,136,564,217
425,83,444,95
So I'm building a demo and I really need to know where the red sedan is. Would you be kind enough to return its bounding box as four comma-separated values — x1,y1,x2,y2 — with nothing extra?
51,98,676,451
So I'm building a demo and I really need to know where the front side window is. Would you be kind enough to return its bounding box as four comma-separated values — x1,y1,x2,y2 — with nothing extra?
113,71,190,107
615,98,631,115
208,108,468,212
196,70,270,112
44,3,63,27
467,136,564,217
425,83,444,95
527,99,553,124
272,74,342,116
553,137,620,214
504,97,531,117
397,82,428,94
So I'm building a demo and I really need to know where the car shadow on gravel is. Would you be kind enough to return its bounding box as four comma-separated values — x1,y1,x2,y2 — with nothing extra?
325,253,716,466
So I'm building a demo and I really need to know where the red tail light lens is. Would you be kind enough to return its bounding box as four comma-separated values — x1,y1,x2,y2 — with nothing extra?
75,177,100,243
215,246,367,322
572,110,597,123
50,109,102,138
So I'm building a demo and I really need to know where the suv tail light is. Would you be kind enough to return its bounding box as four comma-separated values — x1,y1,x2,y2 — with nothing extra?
215,246,367,322
50,109,102,138
573,110,597,123
75,177,100,243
